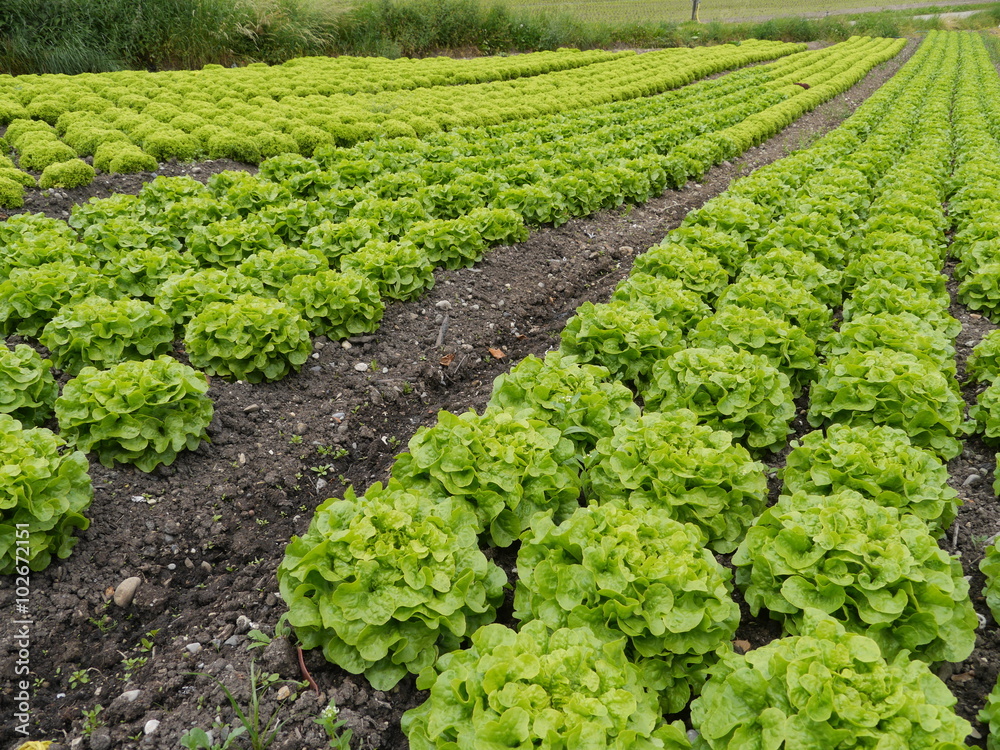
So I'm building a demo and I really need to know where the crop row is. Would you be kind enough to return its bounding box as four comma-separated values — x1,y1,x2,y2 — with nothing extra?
0,36,906,582
0,39,802,196
274,30,1000,749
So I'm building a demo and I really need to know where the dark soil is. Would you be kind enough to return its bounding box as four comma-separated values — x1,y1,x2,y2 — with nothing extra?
9,39,995,750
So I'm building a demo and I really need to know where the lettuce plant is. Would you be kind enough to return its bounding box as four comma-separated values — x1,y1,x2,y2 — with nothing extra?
970,381,1000,444
782,425,959,535
184,294,312,383
559,300,685,387
716,276,832,343
515,504,739,713
980,536,1000,626
741,248,843,307
402,218,486,270
630,241,730,300
733,489,977,663
825,312,956,376
689,307,818,396
668,224,748,274
0,262,119,337
102,247,198,300
279,270,384,340
484,351,639,460
185,219,280,268
968,330,1000,383
807,349,965,460
40,297,175,376
236,245,329,296
155,268,261,326
959,263,1000,321
979,675,1000,750
642,346,794,454
0,414,92,574
339,241,435,301
610,274,710,332
0,344,57,428
842,248,946,299
391,409,581,548
401,620,691,750
55,356,213,472
843,279,960,338
38,159,95,189
302,218,386,266
277,482,506,691
690,615,972,750
585,410,766,552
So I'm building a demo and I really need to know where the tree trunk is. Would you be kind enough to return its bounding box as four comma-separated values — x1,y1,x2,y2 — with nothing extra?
691,0,701,22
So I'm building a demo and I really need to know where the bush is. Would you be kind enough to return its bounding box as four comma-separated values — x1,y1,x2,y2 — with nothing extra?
585,409,766,552
184,294,312,383
734,489,977,663
391,409,581,548
278,482,506,691
484,351,639,460
40,297,174,376
642,346,795,454
279,270,384,340
401,621,690,750
969,332,1000,383
0,344,58,427
691,614,972,749
515,504,739,713
807,349,965,460
38,159,95,189
0,414,92,574
782,425,959,536
56,356,213,472
558,300,685,387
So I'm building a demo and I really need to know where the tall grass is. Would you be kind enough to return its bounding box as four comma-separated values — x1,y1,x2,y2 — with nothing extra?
0,0,336,74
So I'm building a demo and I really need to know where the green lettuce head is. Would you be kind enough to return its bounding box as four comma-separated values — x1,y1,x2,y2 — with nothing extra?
515,504,739,713
734,489,977,663
277,481,506,690
690,613,971,749
402,620,692,750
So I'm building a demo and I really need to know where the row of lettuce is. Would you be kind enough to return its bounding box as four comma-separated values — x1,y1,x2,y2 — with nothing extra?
0,37,909,581
274,30,1000,749
0,40,803,201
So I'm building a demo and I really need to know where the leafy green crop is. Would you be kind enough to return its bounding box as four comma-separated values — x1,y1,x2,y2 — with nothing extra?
979,674,1000,750
0,414,93,574
278,482,506,691
825,312,956,377
969,381,1000,444
741,248,843,307
610,274,710,331
0,344,57,428
402,218,486,270
842,279,960,338
959,262,1000,321
691,614,972,750
515,504,739,713
585,410,766,552
781,425,959,535
980,536,1000,626
559,300,685,387
807,349,965,460
630,241,730,300
689,307,818,396
279,270,384,340
185,219,280,268
967,330,1000,383
734,489,977,663
401,620,691,750
155,268,261,326
40,297,174,376
56,356,214,472
339,241,435,301
484,351,639,460
184,294,312,383
391,409,581,548
236,245,329,296
716,276,832,343
38,159,95,189
642,346,795,454
0,262,119,337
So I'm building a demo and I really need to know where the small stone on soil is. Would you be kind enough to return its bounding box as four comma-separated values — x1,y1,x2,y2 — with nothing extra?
113,576,142,607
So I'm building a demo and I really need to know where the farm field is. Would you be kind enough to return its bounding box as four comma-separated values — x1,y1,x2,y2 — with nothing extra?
4,27,1000,750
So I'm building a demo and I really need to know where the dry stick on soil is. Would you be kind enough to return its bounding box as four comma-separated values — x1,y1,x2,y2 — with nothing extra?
297,646,319,695
436,314,450,347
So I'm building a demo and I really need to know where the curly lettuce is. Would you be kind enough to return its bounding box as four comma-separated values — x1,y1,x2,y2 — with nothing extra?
279,270,384,340
733,489,977,663
278,482,506,691
0,344,57,428
968,330,1000,383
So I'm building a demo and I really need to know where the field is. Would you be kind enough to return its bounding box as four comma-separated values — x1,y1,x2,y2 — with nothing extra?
4,27,1000,750
501,0,994,24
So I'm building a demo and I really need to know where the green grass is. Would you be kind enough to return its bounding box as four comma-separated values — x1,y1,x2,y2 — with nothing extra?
497,0,996,24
